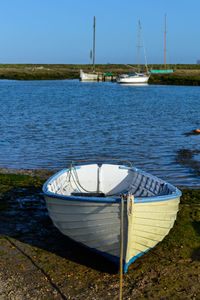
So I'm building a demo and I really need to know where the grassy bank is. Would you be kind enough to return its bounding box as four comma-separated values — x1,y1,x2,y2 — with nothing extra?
0,64,79,80
1,64,200,85
0,170,200,299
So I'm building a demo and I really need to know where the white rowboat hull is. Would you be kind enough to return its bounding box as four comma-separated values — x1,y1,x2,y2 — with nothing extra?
43,163,181,273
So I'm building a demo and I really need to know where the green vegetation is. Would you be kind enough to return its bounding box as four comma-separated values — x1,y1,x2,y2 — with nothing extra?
0,173,43,188
0,64,79,80
149,72,200,86
0,170,200,298
1,64,200,85
0,170,51,194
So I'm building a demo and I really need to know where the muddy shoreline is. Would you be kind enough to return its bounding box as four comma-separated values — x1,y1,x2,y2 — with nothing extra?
0,169,200,299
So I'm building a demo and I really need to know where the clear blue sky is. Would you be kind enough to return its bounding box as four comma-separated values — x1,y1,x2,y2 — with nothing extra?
1,0,199,64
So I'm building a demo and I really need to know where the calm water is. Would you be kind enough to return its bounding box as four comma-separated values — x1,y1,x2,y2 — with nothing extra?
0,79,200,187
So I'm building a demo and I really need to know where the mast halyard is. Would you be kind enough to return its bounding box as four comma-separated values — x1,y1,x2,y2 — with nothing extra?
137,20,141,73
93,16,96,71
164,14,167,69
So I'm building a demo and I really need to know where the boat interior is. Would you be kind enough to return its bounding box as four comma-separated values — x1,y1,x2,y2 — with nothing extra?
46,164,174,198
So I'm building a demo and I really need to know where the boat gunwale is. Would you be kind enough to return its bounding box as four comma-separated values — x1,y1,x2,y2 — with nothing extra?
42,165,182,204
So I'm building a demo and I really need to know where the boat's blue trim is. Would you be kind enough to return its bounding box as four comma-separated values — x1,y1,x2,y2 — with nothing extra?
61,233,120,267
42,167,81,192
124,247,152,274
43,189,181,204
44,190,121,203
42,165,182,204
119,166,132,170
134,188,181,203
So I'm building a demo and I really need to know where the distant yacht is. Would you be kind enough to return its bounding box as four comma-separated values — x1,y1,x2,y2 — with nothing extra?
80,16,99,81
116,72,150,84
117,21,150,84
80,69,98,81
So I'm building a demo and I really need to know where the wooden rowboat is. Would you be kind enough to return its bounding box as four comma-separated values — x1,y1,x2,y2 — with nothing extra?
42,160,181,273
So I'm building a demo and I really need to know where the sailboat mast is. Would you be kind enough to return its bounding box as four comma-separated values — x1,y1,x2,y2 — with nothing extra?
164,14,167,69
137,21,141,73
93,16,96,71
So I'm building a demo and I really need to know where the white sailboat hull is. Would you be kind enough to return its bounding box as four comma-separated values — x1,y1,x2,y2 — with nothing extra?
80,69,98,81
43,162,181,273
116,73,150,84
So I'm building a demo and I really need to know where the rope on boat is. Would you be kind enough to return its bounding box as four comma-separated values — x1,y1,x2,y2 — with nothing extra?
119,192,134,299
140,23,149,74
68,162,97,193
67,158,133,168
66,159,133,196
125,64,138,71
120,194,125,300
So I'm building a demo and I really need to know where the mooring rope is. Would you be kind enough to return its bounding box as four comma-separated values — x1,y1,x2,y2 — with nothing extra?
68,161,97,193
120,194,125,300
66,159,133,196
68,158,133,168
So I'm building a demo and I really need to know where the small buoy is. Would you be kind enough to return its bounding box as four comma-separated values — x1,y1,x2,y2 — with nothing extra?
195,129,200,133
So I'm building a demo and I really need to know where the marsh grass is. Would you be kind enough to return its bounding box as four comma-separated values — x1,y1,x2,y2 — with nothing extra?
1,64,200,84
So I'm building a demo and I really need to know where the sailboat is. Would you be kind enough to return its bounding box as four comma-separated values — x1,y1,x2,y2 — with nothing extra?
116,21,150,84
80,16,99,81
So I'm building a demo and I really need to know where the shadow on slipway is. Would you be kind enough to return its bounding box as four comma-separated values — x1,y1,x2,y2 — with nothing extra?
0,185,118,274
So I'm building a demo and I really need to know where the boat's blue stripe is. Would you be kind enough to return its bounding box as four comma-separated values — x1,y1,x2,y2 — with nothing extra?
43,190,121,203
42,167,81,192
134,189,181,203
43,189,181,203
43,166,182,203
123,248,152,273
119,166,132,170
